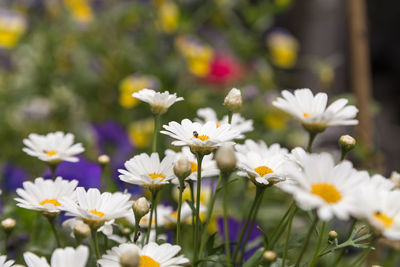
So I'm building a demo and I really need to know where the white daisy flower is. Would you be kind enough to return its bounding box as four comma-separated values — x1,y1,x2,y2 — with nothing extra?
132,88,184,115
236,140,288,186
161,119,241,155
0,255,14,267
166,146,219,182
23,131,84,164
60,188,133,229
272,88,358,132
282,153,364,221
15,177,78,214
118,153,176,190
98,242,189,267
357,186,400,240
24,246,88,267
196,107,253,139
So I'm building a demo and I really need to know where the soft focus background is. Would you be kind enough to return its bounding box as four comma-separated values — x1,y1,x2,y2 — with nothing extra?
0,0,399,261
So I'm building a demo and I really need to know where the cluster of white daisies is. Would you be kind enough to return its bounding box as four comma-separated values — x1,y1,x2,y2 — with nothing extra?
1,87,396,266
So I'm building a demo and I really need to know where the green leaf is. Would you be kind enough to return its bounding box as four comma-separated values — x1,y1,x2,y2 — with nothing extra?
243,247,264,267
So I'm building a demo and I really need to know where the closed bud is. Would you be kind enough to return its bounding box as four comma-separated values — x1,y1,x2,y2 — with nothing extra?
215,144,237,174
371,265,382,267
173,156,192,182
119,244,140,267
122,227,132,235
98,154,110,165
389,171,400,189
1,218,16,233
73,222,90,240
339,135,356,152
133,197,150,219
263,250,277,262
224,88,242,111
328,230,338,240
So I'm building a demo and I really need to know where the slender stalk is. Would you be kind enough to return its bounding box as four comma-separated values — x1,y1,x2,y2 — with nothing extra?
198,174,222,259
282,207,298,267
340,150,347,161
46,216,61,247
145,191,158,244
50,164,58,180
269,201,296,249
176,180,184,245
91,227,101,260
188,181,195,249
133,216,141,243
152,115,161,153
307,132,317,153
227,111,233,124
333,219,356,266
222,175,232,267
310,221,327,267
154,196,158,241
232,186,263,262
295,216,319,267
4,234,8,255
193,154,204,265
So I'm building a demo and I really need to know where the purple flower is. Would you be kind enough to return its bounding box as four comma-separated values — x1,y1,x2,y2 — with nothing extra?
2,163,27,191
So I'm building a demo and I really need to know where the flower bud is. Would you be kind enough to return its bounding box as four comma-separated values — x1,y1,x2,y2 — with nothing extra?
98,154,110,166
119,244,140,267
390,171,400,189
133,197,150,219
224,88,242,111
328,230,338,240
263,250,277,262
73,222,90,240
215,144,237,174
1,218,16,233
371,265,382,267
122,227,132,235
173,156,192,182
339,135,356,152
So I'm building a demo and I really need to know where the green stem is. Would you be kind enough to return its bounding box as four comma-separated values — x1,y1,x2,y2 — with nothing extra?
228,111,233,124
269,201,296,249
222,175,232,267
46,216,61,248
340,150,347,161
189,181,195,250
154,196,158,241
307,132,317,153
295,215,319,267
198,175,222,260
91,227,101,260
50,164,58,180
176,180,184,245
133,217,141,243
333,219,356,266
193,154,204,265
310,221,327,267
232,186,263,263
145,191,157,244
4,234,8,255
152,115,161,153
282,207,298,267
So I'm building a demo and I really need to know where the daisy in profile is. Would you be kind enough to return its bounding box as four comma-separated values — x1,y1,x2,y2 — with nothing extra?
196,107,253,139
15,177,78,215
98,242,189,267
24,246,88,267
0,255,14,267
272,88,358,133
132,88,183,115
161,119,241,155
118,153,176,191
166,146,219,182
60,188,133,229
22,131,84,164
356,187,400,240
236,140,288,187
282,152,364,221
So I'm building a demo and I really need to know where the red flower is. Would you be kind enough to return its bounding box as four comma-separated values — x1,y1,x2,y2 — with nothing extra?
205,53,243,86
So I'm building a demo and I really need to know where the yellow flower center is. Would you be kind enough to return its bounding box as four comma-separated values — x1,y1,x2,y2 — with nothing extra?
40,199,61,206
374,211,394,229
171,211,178,218
148,173,166,181
194,135,210,141
311,183,342,203
216,123,221,128
90,209,105,218
190,161,198,173
303,113,311,118
254,166,274,177
139,255,160,267
44,150,58,156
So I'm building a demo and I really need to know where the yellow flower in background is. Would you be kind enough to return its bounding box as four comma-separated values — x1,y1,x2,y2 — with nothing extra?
267,30,299,69
64,0,93,24
0,11,27,49
156,0,179,34
128,118,154,148
264,109,289,131
119,75,159,108
176,35,214,77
